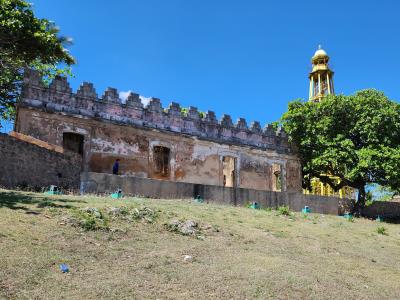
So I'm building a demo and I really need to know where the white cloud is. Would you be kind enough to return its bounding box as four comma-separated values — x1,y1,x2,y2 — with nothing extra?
119,90,131,104
119,90,151,106
139,95,151,106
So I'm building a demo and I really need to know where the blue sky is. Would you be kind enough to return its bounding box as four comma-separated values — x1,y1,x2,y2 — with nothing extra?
2,0,400,132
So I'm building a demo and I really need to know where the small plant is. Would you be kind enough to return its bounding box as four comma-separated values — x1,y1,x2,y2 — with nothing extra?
107,206,131,218
70,207,109,231
347,215,355,222
277,205,291,216
376,226,388,235
365,199,374,207
180,107,188,115
80,215,97,231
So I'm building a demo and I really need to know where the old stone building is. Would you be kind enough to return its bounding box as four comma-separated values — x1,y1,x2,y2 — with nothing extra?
14,70,302,192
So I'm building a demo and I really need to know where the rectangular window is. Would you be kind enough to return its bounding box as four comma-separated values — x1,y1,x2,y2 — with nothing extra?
153,146,170,177
222,156,236,187
63,132,84,155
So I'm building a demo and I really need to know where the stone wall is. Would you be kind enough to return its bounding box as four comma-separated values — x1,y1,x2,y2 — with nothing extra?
19,69,291,153
16,108,302,192
81,172,342,215
15,69,302,193
0,133,82,190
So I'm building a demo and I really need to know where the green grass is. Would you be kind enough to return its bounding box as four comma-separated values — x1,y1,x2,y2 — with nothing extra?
376,226,388,235
1,189,400,299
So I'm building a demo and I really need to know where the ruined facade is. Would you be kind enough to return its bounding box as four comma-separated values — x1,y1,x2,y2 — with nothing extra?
14,70,302,192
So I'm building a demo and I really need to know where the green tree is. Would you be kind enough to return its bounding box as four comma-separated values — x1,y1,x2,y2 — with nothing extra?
282,90,400,211
0,0,74,124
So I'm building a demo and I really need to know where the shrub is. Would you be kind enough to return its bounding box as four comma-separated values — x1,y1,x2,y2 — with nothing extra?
80,215,98,231
70,207,109,231
377,226,388,235
277,206,291,216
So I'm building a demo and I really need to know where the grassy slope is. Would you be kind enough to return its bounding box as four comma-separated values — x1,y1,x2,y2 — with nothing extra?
0,189,400,300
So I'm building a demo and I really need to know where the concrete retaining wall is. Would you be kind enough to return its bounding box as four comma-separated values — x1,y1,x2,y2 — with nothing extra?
81,172,343,215
362,201,400,220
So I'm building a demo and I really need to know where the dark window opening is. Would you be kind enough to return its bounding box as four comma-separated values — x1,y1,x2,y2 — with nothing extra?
63,132,84,155
154,146,170,176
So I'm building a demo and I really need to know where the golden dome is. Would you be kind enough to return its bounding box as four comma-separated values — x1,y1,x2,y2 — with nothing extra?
312,45,329,64
313,45,328,58
314,48,327,57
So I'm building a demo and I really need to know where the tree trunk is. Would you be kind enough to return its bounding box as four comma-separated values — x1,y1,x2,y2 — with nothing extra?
353,185,366,216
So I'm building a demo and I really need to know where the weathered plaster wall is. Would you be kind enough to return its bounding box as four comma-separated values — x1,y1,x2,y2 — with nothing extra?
15,70,302,192
0,133,81,190
16,108,302,192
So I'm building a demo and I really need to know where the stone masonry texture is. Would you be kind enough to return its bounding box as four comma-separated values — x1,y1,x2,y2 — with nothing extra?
0,133,82,190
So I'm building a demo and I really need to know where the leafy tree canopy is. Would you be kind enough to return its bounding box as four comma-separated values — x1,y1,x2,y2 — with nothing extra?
282,89,400,206
0,0,74,123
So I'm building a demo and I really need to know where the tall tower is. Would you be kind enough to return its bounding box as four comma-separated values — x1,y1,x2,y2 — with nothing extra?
304,46,356,199
309,45,334,102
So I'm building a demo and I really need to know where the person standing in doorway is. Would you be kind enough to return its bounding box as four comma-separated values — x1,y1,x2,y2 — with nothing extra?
112,159,120,175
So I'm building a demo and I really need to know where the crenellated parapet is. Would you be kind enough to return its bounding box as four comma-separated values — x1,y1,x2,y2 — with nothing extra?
20,70,292,153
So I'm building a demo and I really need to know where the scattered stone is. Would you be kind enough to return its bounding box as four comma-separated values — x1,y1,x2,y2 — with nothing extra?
168,219,199,235
108,207,123,216
196,235,205,240
202,224,212,230
183,255,193,263
131,207,157,223
60,216,75,225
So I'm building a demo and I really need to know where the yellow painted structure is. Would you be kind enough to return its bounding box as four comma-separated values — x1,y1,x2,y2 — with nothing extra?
305,46,356,199
309,45,335,102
